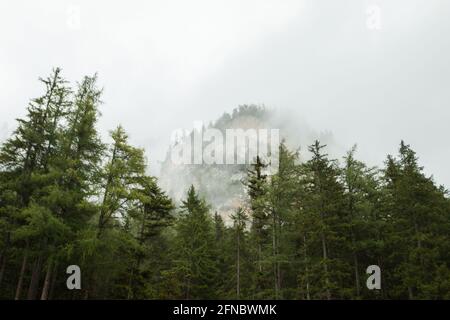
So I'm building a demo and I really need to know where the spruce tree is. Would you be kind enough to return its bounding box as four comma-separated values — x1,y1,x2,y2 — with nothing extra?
382,141,450,299
245,156,270,297
230,207,248,299
169,186,219,299
298,141,345,299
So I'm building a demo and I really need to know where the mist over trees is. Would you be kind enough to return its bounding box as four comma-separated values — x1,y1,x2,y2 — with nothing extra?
158,104,338,216
0,70,449,300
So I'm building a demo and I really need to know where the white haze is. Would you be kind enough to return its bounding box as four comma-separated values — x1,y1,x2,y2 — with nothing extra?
1,0,450,188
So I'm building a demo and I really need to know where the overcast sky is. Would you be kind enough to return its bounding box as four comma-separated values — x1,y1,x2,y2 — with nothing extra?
1,0,450,186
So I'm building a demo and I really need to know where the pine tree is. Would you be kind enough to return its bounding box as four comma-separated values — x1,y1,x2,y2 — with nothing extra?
168,186,219,299
38,74,104,300
0,68,72,300
382,141,450,299
75,126,146,298
264,142,300,299
211,212,229,298
298,141,345,299
126,175,174,299
341,145,382,299
97,126,146,237
230,207,248,299
245,156,270,297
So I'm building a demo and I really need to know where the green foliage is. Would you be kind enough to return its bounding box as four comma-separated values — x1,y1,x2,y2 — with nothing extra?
0,69,449,300
166,186,220,299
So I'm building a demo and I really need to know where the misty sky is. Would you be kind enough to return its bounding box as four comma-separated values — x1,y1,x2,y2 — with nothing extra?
1,0,450,186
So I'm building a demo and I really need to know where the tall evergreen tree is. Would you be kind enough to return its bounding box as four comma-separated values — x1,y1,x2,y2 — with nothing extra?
168,186,219,299
340,146,382,299
126,175,174,299
382,141,450,299
245,156,270,297
230,207,248,299
297,141,346,299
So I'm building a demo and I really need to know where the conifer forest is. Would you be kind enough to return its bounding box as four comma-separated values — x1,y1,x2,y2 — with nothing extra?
0,69,449,300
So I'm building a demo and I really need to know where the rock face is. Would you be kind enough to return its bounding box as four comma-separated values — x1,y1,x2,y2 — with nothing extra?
159,104,338,221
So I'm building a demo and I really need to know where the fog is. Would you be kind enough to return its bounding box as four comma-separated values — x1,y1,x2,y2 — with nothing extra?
1,0,450,186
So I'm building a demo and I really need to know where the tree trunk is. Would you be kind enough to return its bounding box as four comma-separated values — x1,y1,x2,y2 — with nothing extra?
48,261,58,300
83,288,89,300
272,213,279,299
353,252,360,298
408,286,414,300
15,252,28,300
0,233,11,286
303,235,311,300
377,257,386,299
127,270,135,300
277,215,282,298
348,195,360,298
351,229,360,298
414,221,424,267
257,244,262,272
0,256,6,286
321,233,331,300
185,277,191,300
0,247,4,269
97,144,118,238
127,209,147,300
236,227,240,299
27,254,43,300
40,259,53,300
